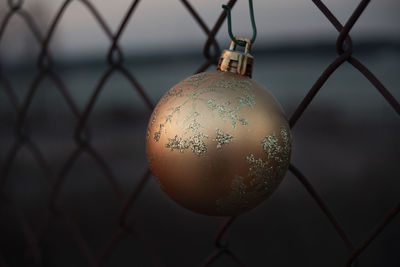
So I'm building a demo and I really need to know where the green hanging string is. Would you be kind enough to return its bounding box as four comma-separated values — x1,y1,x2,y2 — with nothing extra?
222,0,257,47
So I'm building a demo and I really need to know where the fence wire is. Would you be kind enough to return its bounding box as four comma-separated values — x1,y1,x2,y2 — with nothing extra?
0,0,399,266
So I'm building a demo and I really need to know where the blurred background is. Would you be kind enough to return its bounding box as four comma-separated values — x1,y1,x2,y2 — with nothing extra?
0,0,399,266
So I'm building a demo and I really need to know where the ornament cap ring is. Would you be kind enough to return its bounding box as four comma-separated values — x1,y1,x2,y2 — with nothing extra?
229,36,252,54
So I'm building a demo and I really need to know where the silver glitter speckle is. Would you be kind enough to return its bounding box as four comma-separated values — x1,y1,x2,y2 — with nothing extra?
213,129,234,149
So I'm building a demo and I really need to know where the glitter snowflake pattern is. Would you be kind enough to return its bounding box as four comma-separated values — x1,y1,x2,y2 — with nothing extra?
212,129,234,149
216,126,291,214
149,72,254,156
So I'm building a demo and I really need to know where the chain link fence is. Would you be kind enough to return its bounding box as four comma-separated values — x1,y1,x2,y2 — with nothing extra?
0,0,399,266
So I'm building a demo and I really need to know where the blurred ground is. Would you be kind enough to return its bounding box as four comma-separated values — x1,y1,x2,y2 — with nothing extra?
0,44,400,266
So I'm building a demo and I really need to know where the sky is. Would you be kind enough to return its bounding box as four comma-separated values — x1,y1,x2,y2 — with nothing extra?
0,0,399,61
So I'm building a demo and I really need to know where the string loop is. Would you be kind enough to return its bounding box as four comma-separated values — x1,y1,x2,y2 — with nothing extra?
222,0,257,47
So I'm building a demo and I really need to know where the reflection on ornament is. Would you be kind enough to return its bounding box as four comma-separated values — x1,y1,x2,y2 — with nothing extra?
146,38,291,216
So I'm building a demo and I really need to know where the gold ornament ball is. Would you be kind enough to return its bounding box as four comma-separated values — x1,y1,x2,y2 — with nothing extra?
146,70,291,216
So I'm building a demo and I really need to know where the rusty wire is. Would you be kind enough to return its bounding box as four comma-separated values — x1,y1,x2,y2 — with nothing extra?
0,0,399,266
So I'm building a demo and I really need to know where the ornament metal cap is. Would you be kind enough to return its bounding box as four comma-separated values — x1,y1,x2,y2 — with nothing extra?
217,36,254,78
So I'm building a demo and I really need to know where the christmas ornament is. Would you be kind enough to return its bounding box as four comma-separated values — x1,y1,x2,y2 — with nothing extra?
146,36,292,216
